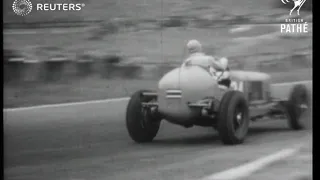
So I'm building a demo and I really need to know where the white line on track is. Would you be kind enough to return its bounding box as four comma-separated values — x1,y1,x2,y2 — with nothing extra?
3,97,130,112
3,28,93,35
200,144,304,180
3,80,312,112
229,25,253,33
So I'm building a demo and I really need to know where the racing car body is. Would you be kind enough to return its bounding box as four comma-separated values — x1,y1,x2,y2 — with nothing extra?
155,66,272,124
126,64,310,145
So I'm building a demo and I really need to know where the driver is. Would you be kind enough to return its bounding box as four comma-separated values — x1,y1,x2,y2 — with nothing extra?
183,39,231,88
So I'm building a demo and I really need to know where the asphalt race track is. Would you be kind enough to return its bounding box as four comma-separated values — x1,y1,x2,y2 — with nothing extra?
4,83,312,180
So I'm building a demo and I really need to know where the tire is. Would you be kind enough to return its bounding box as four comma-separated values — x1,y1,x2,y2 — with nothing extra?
286,84,310,130
126,90,161,143
217,91,249,145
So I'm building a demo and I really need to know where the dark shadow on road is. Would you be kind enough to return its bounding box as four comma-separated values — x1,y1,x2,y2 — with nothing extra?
248,126,290,135
140,125,292,146
146,134,220,146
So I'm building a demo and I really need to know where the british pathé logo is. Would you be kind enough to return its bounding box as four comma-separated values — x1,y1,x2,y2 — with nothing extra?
280,0,309,33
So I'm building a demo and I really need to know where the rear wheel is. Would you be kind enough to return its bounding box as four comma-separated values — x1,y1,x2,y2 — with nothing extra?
286,84,311,130
126,90,161,143
217,91,249,145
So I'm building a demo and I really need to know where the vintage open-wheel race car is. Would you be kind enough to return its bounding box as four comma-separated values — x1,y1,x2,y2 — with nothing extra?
125,62,311,145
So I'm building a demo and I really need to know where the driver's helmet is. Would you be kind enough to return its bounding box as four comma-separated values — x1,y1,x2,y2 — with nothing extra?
219,57,229,71
186,39,202,54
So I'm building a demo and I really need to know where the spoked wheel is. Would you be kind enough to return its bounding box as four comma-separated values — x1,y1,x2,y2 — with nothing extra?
126,90,161,143
217,91,249,145
286,84,311,130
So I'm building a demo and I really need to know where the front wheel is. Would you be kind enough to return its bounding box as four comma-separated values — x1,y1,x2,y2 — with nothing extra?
126,90,161,143
217,91,249,145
